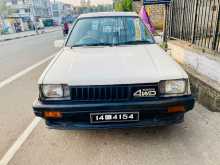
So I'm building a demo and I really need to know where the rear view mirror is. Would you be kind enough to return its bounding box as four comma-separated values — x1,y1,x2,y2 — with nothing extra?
54,40,64,48
154,35,163,44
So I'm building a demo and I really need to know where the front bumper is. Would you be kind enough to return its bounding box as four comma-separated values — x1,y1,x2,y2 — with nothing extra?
33,96,195,129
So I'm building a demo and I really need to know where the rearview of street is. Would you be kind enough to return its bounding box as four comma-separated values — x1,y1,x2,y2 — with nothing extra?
1,0,220,165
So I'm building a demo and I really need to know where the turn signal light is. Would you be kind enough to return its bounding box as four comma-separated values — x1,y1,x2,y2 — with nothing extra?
44,111,62,118
168,106,185,113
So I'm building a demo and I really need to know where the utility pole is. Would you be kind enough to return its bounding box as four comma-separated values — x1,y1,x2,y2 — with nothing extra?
29,0,38,34
163,3,169,50
143,0,171,51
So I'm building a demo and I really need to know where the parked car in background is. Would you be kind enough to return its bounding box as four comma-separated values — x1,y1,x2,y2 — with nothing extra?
42,18,54,27
33,12,195,129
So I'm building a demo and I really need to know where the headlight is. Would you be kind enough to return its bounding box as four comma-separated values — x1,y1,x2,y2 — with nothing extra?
40,84,70,100
160,79,189,96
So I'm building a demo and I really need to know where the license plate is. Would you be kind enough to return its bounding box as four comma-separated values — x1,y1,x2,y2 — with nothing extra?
90,112,139,124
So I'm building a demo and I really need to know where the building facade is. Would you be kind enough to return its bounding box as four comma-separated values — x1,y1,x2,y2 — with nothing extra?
6,0,51,19
80,0,91,7
51,1,64,25
31,0,52,18
51,2,74,25
4,0,52,32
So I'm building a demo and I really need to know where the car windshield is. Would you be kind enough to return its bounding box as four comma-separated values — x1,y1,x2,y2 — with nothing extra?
66,16,155,47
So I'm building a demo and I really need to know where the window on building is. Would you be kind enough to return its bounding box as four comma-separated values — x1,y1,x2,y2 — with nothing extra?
11,0,17,4
25,9,30,13
53,11,59,17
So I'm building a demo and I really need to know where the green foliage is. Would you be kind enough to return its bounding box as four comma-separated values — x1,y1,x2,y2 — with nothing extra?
0,0,8,16
114,2,123,11
122,0,132,11
0,0,12,17
114,0,133,12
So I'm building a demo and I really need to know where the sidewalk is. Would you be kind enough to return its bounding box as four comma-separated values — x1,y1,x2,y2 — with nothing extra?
0,26,61,42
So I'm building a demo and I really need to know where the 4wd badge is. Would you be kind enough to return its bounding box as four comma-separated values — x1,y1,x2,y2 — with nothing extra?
133,88,157,97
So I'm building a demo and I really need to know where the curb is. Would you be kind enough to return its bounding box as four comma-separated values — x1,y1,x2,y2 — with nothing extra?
0,34,35,42
186,66,220,112
167,41,220,112
0,29,60,42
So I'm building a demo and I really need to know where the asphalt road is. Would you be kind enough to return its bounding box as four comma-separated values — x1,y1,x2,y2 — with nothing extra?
0,31,62,81
1,32,220,165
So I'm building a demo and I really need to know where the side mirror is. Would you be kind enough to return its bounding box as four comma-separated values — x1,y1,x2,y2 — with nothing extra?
54,40,64,48
154,35,163,44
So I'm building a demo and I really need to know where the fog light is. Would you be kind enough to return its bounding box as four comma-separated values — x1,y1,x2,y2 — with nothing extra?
168,106,185,113
44,111,62,118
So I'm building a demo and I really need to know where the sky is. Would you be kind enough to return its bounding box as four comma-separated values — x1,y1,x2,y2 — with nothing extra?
55,0,113,6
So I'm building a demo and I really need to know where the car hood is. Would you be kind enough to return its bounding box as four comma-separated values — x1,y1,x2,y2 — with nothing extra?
40,44,187,85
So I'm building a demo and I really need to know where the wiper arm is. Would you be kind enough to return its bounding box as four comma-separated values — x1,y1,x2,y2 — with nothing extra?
71,43,113,48
118,40,152,45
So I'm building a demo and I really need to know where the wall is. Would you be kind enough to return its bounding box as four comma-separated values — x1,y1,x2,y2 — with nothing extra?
168,40,220,112
133,0,164,30
168,41,220,83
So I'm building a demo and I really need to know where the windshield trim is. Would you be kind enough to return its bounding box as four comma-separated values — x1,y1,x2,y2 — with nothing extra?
65,16,156,48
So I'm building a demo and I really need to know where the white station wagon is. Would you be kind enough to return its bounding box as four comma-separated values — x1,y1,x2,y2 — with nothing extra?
33,12,195,129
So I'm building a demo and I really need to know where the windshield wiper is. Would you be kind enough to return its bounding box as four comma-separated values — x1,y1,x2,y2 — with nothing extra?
71,43,113,48
117,40,153,45
70,41,153,48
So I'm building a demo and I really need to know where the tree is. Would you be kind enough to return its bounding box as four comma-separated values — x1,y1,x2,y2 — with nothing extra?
0,0,12,17
114,0,133,12
115,2,123,11
122,0,132,11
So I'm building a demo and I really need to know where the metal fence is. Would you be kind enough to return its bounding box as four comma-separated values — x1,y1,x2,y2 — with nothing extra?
168,0,220,53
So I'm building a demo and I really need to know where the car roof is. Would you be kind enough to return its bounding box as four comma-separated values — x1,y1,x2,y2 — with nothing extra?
78,12,138,19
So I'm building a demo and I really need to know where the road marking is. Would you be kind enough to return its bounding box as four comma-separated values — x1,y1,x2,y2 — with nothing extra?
0,117,41,165
0,55,54,89
0,55,55,164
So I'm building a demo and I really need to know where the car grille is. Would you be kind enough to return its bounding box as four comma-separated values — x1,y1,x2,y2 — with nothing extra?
70,83,158,101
